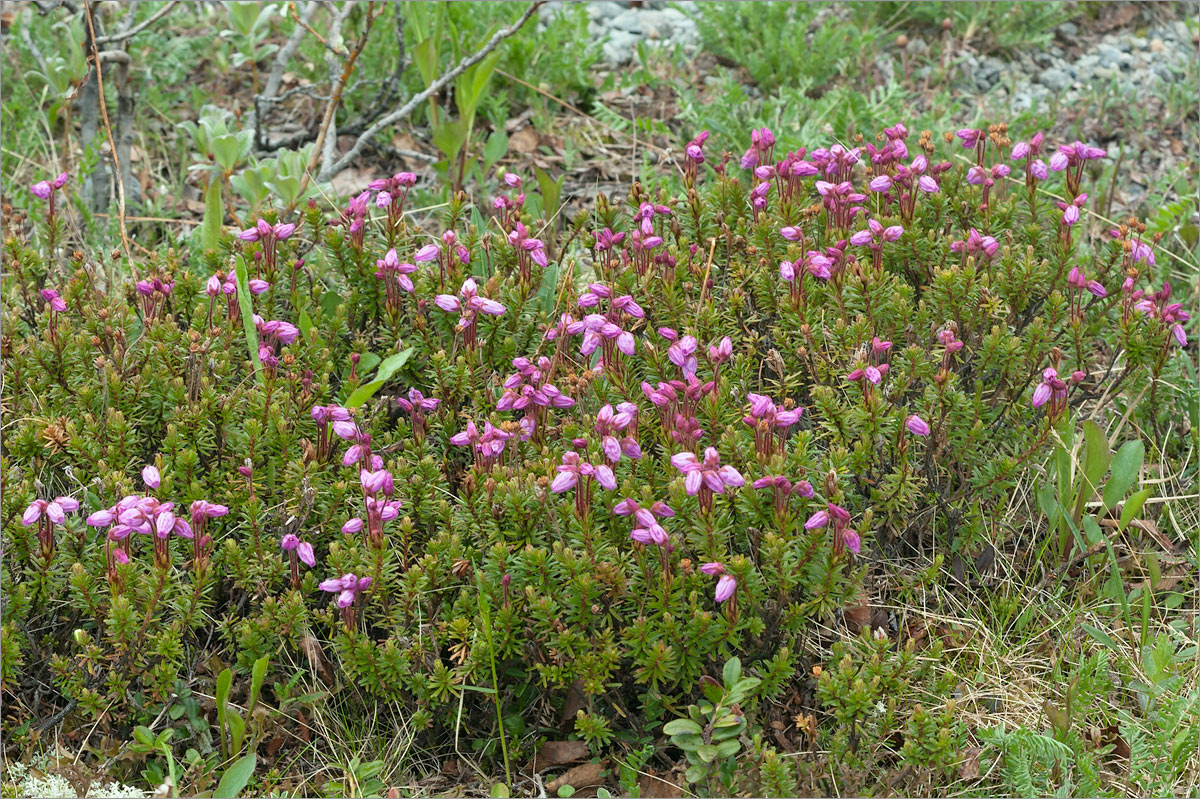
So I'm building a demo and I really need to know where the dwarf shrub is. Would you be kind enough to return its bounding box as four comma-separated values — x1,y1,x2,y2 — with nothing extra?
1,121,1187,787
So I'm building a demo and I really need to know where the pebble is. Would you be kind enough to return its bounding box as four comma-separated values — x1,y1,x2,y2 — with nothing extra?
1039,67,1072,91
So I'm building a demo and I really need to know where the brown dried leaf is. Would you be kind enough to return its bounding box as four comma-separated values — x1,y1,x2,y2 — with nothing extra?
843,594,871,634
329,166,376,198
638,769,686,798
546,762,606,793
535,740,590,771
559,679,587,728
301,635,333,684
510,126,540,155
959,746,981,780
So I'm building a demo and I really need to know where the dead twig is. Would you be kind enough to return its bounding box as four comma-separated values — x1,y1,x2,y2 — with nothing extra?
324,1,544,180
290,2,382,204
95,0,179,45
83,1,133,273
288,0,346,57
265,1,319,98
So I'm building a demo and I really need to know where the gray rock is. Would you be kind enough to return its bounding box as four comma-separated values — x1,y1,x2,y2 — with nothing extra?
609,9,643,33
1039,67,1072,91
586,1,624,21
602,29,641,64
1057,21,1079,38
1096,44,1123,68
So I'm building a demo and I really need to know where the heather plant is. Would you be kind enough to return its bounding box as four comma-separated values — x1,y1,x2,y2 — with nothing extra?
1,116,1192,795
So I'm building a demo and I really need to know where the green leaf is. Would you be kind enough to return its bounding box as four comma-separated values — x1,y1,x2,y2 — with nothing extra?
319,290,341,319
214,753,256,799
683,764,707,784
1118,488,1152,534
483,130,509,168
1078,420,1111,516
228,711,246,755
247,655,268,715
1082,515,1104,546
200,178,224,253
1082,624,1120,652
344,348,414,409
213,134,242,171
297,308,313,341
715,739,741,758
215,669,232,718
234,259,263,384
662,719,703,737
722,657,742,689
1103,439,1145,511
671,733,704,749
432,118,470,164
535,167,562,217
412,37,438,87
133,726,155,747
490,783,511,798
695,744,719,763
557,785,575,798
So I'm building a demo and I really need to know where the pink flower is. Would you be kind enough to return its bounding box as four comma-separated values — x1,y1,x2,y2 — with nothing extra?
40,289,67,312
281,533,316,568
142,465,161,490
319,573,372,608
23,496,79,526
905,415,931,436
414,244,440,262
671,448,744,507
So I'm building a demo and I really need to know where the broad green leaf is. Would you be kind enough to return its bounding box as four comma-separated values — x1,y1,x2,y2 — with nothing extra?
695,744,719,763
482,130,509,167
213,134,241,171
374,348,414,383
133,726,155,746
1082,623,1120,652
345,348,414,409
355,352,382,377
247,655,268,714
722,657,741,689
715,739,740,758
228,711,246,755
489,783,511,798
1037,484,1061,524
1103,439,1145,510
1117,488,1152,534
432,118,470,164
412,37,438,87
234,259,263,384
319,290,341,319
1084,417,1108,491
557,785,575,798
215,669,232,717
297,308,313,340
214,753,256,799
683,764,707,784
662,719,703,737
1082,515,1104,546
535,167,562,217
200,178,223,253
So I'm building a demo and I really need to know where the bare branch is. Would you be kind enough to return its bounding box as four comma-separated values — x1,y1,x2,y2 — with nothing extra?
95,1,179,45
82,1,133,272
324,1,543,180
263,1,318,99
